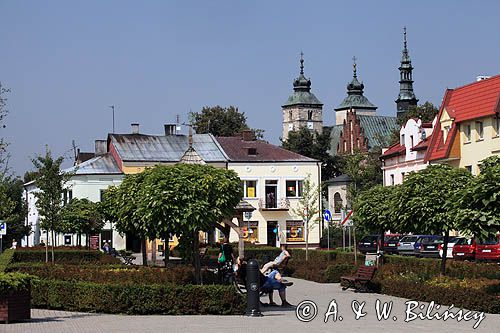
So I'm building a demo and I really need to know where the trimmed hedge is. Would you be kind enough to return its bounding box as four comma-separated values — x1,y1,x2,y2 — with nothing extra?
0,272,34,295
9,263,219,285
13,250,120,264
32,279,245,315
0,249,15,272
378,275,500,314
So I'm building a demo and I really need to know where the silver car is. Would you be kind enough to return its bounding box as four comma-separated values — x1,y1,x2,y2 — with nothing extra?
397,235,420,255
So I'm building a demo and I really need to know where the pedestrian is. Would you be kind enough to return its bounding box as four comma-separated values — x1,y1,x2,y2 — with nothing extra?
261,244,291,273
102,241,111,254
11,239,17,249
218,236,235,282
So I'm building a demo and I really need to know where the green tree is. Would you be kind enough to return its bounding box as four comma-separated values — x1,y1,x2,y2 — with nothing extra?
394,165,471,275
32,148,72,262
102,164,242,282
456,156,500,239
189,105,264,138
291,174,321,261
0,177,30,250
340,149,382,206
282,127,343,181
60,198,105,247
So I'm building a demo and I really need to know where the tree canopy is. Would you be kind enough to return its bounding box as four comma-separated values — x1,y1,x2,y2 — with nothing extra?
390,101,439,144
282,127,343,181
60,198,105,240
189,105,264,139
0,82,11,177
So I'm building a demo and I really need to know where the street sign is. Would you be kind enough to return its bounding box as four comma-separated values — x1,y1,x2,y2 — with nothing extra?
323,210,332,222
244,211,252,220
341,210,353,226
0,221,6,236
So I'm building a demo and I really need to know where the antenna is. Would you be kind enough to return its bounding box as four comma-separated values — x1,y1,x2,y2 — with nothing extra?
109,105,115,133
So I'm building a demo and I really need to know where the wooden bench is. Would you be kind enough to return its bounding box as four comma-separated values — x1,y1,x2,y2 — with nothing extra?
340,265,377,292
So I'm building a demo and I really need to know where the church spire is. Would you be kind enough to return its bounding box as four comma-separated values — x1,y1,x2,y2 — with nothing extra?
396,26,418,119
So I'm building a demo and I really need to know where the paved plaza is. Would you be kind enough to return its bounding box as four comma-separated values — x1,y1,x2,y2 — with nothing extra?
4,278,500,333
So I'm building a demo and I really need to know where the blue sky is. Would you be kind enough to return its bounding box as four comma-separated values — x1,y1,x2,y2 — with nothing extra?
1,1,499,176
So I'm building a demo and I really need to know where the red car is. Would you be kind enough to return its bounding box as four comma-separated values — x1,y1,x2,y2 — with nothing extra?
452,238,476,261
475,234,500,262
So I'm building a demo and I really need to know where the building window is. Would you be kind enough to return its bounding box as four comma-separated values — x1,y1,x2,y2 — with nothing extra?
390,174,395,185
493,116,500,137
286,220,304,242
356,138,360,148
288,110,293,120
242,180,257,198
343,140,347,152
308,110,313,120
465,124,471,142
242,221,259,243
476,121,484,140
401,172,405,180
410,135,414,148
443,126,450,142
401,134,405,145
286,180,303,198
333,192,342,213
465,165,472,173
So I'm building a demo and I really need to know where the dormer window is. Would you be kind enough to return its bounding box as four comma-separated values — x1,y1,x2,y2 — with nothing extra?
248,148,257,155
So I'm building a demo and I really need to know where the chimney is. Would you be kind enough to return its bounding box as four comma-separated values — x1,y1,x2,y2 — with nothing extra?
164,124,177,136
95,140,107,155
131,123,140,134
242,130,254,141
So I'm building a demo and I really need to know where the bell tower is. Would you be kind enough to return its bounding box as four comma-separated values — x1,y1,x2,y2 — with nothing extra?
282,53,323,141
396,27,419,119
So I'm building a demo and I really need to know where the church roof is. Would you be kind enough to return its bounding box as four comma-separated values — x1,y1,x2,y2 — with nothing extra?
358,115,398,149
335,60,377,111
283,54,323,107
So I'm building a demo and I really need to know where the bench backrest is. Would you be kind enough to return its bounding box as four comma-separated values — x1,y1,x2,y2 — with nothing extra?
354,266,377,279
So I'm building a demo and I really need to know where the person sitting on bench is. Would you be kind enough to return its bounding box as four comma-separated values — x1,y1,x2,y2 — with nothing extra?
261,244,291,273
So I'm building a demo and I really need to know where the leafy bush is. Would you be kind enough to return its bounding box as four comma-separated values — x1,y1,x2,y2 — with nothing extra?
0,249,14,272
0,272,35,295
32,279,245,315
13,249,120,264
379,274,500,314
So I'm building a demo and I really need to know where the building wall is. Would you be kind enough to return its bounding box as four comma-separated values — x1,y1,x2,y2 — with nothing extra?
282,105,323,140
227,162,322,247
458,116,500,175
335,108,375,126
327,182,349,223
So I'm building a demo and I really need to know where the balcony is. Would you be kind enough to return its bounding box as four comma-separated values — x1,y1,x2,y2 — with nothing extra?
258,197,290,211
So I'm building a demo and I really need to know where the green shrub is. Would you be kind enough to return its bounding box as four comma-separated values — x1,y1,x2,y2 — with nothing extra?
0,272,35,295
32,279,245,315
379,275,500,314
0,249,15,272
13,250,119,264
324,264,359,283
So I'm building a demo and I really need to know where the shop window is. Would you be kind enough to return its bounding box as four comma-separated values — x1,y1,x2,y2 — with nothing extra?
286,220,304,242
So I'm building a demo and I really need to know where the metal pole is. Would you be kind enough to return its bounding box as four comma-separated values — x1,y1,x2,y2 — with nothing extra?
246,259,262,317
348,226,351,250
327,220,330,251
0,235,3,254
342,227,345,251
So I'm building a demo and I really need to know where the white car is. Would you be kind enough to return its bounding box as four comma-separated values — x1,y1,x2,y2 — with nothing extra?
439,237,465,258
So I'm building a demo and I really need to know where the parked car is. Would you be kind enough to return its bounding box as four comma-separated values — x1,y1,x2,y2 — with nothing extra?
439,236,465,259
383,235,402,254
414,235,442,257
357,234,400,254
452,238,476,261
420,236,460,258
475,234,500,262
397,235,422,256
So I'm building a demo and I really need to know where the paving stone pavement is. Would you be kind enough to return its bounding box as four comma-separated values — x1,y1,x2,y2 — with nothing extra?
3,278,499,333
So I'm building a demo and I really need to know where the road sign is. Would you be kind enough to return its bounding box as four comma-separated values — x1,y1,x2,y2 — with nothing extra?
244,211,252,220
323,210,332,222
0,221,6,236
341,210,353,226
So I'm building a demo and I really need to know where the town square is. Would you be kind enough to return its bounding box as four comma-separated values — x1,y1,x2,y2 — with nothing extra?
0,1,499,332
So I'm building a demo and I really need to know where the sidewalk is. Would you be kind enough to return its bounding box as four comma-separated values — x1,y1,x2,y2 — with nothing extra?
4,278,499,333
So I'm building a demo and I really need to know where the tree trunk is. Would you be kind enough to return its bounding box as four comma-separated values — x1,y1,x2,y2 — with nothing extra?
151,239,157,267
51,230,55,263
193,231,201,284
45,230,48,263
238,227,245,260
305,221,309,261
163,233,170,267
141,238,147,266
77,233,81,247
440,231,449,276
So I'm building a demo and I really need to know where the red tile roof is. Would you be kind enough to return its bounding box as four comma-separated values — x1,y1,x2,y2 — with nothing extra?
216,137,317,162
411,134,432,151
425,75,500,162
381,142,406,159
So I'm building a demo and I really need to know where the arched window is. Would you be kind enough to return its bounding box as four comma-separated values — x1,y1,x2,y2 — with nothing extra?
308,110,313,120
289,110,293,120
333,192,343,213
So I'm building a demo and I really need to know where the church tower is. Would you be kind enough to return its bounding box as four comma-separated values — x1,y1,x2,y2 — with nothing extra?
282,53,323,141
334,57,377,125
396,27,418,119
